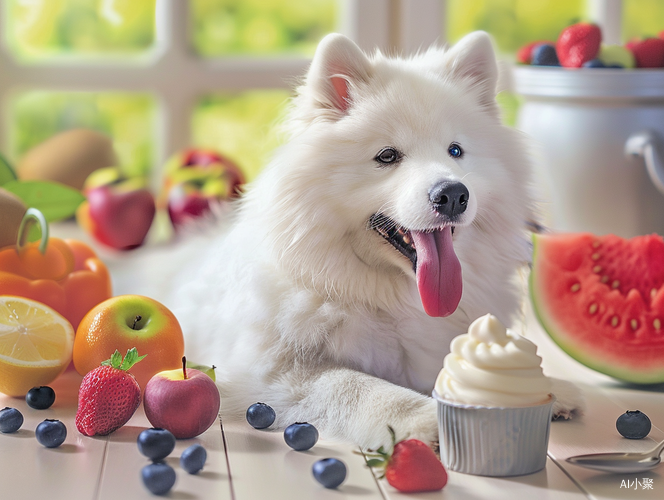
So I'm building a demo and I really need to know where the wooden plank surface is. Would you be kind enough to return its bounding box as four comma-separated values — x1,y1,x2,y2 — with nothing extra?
220,413,384,499
372,458,585,500
3,223,664,498
526,305,664,500
0,369,105,500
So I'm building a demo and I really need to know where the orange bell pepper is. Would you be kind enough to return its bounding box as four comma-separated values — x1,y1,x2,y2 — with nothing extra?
0,208,112,329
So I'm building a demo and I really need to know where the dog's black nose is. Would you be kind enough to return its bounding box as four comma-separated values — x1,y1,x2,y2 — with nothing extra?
429,181,469,218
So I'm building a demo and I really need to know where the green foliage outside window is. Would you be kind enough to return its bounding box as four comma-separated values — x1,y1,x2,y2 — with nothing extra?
192,91,291,180
4,0,664,178
6,0,156,59
191,0,337,57
11,92,155,178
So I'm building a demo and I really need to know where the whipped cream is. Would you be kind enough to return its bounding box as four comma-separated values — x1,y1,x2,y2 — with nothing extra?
435,314,551,407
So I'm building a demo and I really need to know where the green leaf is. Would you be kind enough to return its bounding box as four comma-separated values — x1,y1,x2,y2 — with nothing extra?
2,180,85,222
0,152,16,185
365,458,386,468
101,350,123,369
119,347,147,371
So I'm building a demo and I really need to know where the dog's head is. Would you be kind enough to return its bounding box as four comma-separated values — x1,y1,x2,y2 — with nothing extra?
247,32,533,318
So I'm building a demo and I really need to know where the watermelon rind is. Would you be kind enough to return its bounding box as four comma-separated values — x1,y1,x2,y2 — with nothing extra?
530,233,664,385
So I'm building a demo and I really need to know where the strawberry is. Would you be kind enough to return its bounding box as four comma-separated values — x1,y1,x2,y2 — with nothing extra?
363,427,447,493
556,22,602,68
627,38,664,68
75,348,146,436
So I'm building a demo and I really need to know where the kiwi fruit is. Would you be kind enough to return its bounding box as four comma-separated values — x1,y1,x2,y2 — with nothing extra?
0,187,27,249
18,129,118,190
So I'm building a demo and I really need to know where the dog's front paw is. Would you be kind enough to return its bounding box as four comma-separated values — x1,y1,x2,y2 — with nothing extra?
550,378,585,420
393,398,439,445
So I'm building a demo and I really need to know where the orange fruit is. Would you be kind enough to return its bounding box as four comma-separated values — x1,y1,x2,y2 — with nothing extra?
73,295,185,390
0,295,75,396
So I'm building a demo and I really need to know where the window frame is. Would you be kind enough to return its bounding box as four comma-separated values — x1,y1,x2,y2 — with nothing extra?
0,0,447,176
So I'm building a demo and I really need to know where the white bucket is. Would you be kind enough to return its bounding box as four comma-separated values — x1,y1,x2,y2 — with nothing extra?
513,66,664,238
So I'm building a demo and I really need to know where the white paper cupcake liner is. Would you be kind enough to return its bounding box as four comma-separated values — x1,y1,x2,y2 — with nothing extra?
433,391,555,476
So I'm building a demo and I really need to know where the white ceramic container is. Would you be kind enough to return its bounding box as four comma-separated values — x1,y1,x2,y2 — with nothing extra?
513,66,664,238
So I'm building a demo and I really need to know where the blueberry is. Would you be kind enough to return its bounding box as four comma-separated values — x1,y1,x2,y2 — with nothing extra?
284,422,319,451
26,386,56,410
141,462,176,495
35,419,67,448
616,410,651,439
246,402,276,429
137,428,176,461
531,44,560,66
583,58,605,68
180,443,207,474
312,458,347,489
0,407,24,433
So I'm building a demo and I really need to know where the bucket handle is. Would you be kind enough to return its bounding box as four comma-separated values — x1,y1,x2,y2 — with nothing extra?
625,130,664,195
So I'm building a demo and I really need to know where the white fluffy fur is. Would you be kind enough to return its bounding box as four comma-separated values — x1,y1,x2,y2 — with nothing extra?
131,32,579,449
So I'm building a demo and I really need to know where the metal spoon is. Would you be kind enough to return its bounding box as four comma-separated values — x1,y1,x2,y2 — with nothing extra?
566,438,664,473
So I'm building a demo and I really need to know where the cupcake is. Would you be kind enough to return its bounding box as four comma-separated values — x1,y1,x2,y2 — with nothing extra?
433,313,554,476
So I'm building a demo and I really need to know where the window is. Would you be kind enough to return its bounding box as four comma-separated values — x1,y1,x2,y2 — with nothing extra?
1,1,658,181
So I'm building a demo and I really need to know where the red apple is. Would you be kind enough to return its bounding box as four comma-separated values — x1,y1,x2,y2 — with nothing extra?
77,179,156,250
143,358,221,439
160,148,245,230
166,184,215,228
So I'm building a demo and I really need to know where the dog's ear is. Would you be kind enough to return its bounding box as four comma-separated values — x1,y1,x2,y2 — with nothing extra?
306,34,370,113
443,31,499,115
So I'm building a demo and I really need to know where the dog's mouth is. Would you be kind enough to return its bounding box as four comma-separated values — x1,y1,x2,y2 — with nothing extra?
369,213,462,318
369,214,419,269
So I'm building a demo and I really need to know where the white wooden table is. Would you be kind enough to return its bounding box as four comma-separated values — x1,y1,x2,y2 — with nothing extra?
2,224,663,499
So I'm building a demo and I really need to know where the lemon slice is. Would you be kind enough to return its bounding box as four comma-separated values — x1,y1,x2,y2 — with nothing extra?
0,296,74,396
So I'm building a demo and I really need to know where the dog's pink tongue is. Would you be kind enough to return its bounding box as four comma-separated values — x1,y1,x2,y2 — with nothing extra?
412,226,462,317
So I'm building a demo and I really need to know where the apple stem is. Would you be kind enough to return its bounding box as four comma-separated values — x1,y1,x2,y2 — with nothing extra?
182,356,187,380
132,315,142,330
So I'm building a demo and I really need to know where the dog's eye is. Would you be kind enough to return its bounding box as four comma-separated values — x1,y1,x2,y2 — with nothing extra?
448,143,463,159
375,147,400,165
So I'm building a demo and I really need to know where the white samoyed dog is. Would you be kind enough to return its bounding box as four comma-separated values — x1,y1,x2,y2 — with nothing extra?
134,31,580,450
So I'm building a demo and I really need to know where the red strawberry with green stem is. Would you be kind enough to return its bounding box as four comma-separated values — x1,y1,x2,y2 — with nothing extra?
363,427,447,493
75,348,146,436
556,22,602,68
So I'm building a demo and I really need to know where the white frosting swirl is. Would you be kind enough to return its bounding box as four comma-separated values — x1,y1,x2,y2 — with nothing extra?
435,314,551,407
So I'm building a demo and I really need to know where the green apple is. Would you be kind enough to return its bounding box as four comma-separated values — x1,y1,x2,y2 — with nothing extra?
599,44,636,68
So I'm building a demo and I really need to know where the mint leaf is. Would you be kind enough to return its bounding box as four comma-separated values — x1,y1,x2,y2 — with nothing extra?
0,153,16,185
119,347,146,371
2,180,84,222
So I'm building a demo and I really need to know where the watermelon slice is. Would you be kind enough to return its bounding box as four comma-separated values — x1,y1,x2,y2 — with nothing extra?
530,232,664,384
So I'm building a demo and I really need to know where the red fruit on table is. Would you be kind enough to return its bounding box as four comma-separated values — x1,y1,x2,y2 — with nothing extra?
82,184,156,250
75,348,145,436
167,184,214,228
143,357,221,439
627,38,664,68
162,148,245,230
364,427,447,493
556,23,602,68
167,148,245,199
